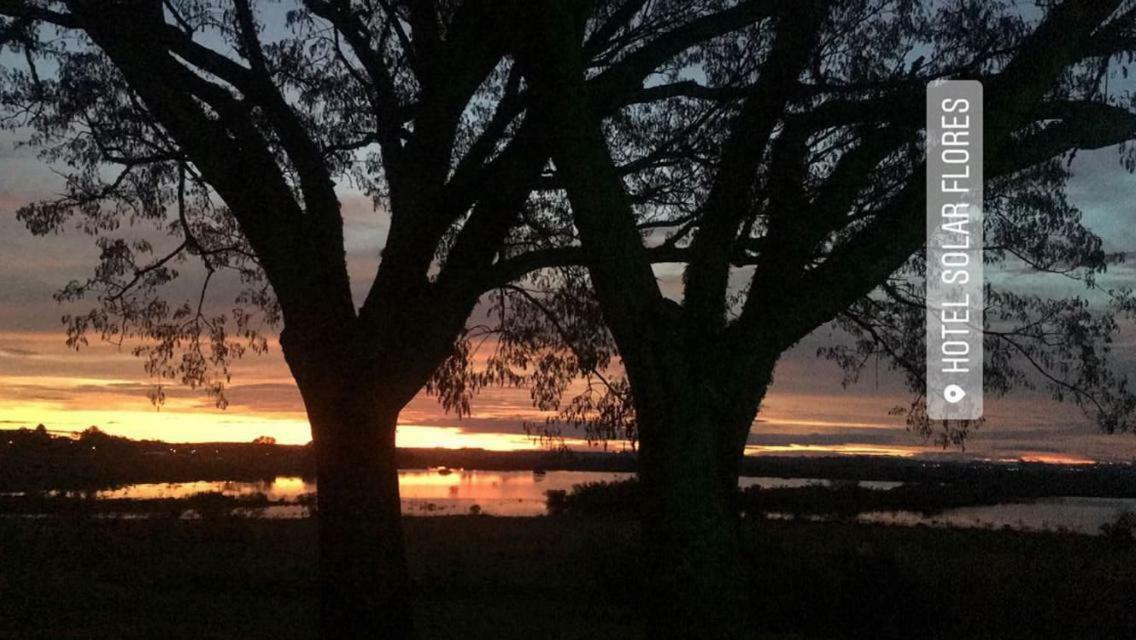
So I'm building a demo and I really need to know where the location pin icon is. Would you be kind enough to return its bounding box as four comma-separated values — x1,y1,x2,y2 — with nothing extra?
944,384,966,404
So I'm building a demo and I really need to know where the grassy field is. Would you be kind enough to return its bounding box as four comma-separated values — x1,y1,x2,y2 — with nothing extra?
1,515,1134,639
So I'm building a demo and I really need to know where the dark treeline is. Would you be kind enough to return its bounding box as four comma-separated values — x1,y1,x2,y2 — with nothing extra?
1,426,313,489
548,478,1136,521
0,489,284,519
5,426,1136,501
0,425,639,490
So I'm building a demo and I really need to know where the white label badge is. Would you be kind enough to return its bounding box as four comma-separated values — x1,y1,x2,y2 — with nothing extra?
926,80,983,420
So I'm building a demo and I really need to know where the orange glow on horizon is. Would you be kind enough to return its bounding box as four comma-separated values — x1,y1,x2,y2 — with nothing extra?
1013,453,1097,465
745,443,923,458
3,329,1133,462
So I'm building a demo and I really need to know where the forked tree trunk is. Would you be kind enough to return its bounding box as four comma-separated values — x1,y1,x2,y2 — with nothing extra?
635,385,747,640
285,332,416,640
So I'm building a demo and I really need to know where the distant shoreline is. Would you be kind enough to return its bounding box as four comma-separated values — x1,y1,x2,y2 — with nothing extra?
4,426,1136,499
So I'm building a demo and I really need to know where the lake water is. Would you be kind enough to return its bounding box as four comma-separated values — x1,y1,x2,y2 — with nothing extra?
60,470,632,517
28,469,1136,535
856,496,1136,534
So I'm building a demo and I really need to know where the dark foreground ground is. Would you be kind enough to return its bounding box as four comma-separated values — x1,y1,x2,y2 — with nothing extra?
1,516,1134,640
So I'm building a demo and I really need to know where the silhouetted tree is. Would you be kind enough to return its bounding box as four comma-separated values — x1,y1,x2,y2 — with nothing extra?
0,1,589,637
504,0,1136,637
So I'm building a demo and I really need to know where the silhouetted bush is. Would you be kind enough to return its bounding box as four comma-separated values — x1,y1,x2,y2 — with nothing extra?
1101,511,1136,547
546,479,641,517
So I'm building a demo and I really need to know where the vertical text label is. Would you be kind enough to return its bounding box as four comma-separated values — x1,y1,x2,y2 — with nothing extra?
926,80,983,420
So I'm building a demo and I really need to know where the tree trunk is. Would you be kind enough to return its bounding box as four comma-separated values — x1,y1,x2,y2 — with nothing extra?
635,387,747,640
312,402,414,640
712,355,777,507
630,351,777,639
285,330,416,640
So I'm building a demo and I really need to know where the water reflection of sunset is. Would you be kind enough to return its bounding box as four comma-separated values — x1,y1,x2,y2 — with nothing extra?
74,471,636,517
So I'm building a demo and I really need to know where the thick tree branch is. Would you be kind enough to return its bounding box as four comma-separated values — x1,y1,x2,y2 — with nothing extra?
733,0,1131,359
683,1,826,334
586,0,779,113
517,0,673,369
70,1,352,321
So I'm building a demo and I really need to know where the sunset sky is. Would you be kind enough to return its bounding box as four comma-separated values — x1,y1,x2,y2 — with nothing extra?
3,108,1136,463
